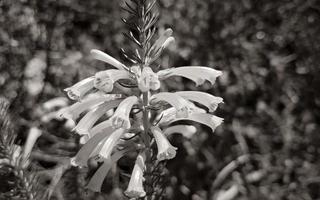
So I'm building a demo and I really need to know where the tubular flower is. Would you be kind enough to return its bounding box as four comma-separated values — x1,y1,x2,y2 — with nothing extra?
110,96,139,129
151,126,177,161
124,152,146,198
94,69,131,93
58,93,114,121
64,76,95,100
138,66,161,92
150,92,195,118
175,91,223,112
90,49,127,70
147,28,173,59
157,66,223,86
73,99,122,135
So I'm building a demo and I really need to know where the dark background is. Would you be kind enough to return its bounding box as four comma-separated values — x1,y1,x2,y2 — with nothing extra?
0,0,320,199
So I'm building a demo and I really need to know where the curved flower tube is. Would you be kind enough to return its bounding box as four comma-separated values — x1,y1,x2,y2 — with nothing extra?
94,69,131,93
157,66,223,86
176,91,223,112
58,95,110,121
150,92,195,118
64,76,95,100
73,99,122,135
90,49,127,70
151,126,177,161
163,125,197,139
71,128,114,167
97,128,125,160
124,152,146,198
90,120,113,137
87,148,130,192
138,67,160,92
110,96,139,129
169,113,224,132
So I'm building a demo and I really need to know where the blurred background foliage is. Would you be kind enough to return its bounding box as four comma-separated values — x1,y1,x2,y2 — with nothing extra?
0,0,320,199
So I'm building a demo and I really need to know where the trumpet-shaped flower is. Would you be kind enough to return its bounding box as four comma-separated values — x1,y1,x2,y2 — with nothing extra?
157,66,223,86
94,70,131,93
73,99,122,135
110,96,138,129
124,152,146,198
163,125,197,139
150,92,195,118
71,129,113,167
64,76,95,100
97,128,125,161
90,49,127,70
58,94,111,121
151,126,177,161
176,91,223,112
138,67,160,92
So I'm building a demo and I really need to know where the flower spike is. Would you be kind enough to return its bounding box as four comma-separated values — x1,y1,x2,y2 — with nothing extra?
64,76,95,100
158,66,223,86
94,69,131,93
151,126,177,161
124,152,146,198
90,49,127,70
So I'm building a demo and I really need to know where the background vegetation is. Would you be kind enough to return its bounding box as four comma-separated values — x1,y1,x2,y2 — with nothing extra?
0,0,319,199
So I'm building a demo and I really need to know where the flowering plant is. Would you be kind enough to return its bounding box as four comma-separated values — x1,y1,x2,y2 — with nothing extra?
60,0,223,198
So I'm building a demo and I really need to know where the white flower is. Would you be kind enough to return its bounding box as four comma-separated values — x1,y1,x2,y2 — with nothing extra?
58,94,108,121
64,76,95,100
158,66,222,86
124,152,146,198
90,49,127,70
96,128,125,161
151,126,177,161
94,69,131,93
150,92,194,118
176,91,223,112
110,96,139,129
71,128,114,167
147,28,173,57
73,99,122,135
138,67,160,92
163,125,197,139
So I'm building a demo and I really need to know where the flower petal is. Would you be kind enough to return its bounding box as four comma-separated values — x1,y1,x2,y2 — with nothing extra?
151,126,177,161
64,76,95,100
138,67,160,92
90,49,127,70
169,113,223,132
73,99,122,135
163,125,197,139
94,70,131,93
176,91,223,112
158,66,222,86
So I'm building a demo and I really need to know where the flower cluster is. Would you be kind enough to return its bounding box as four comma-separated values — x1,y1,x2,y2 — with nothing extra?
60,25,223,198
